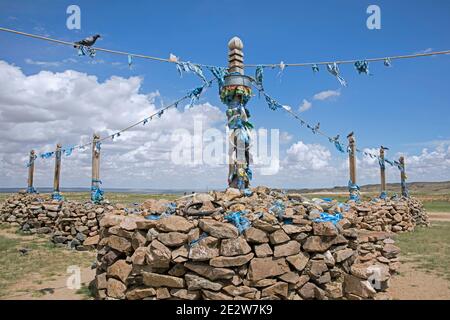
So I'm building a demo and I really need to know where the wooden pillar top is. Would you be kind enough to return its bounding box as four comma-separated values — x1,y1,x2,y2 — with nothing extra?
228,36,244,75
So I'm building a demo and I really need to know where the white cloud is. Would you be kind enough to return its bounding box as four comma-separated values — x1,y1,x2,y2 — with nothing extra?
313,89,341,101
0,60,226,189
285,141,331,170
414,48,433,55
299,99,312,112
1,60,448,190
25,58,62,67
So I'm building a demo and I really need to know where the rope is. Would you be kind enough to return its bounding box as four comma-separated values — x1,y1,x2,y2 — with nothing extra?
33,79,215,158
0,26,220,69
252,82,399,165
245,49,450,68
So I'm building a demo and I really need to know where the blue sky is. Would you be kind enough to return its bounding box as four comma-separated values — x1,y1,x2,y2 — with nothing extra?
0,0,449,189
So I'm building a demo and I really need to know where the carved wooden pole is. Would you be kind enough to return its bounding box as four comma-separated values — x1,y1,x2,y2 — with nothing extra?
91,134,103,202
399,156,408,197
347,132,360,200
380,147,387,199
52,143,62,199
220,37,253,190
27,150,36,193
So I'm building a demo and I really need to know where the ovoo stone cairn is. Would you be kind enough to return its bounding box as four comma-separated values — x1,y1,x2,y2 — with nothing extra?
0,188,429,299
86,186,428,300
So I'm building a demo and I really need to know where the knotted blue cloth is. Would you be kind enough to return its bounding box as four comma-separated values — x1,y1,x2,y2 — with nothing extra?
225,211,251,234
327,63,347,87
314,212,343,225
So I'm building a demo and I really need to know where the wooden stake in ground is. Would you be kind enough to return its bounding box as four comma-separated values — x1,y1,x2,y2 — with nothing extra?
91,134,103,202
347,132,360,201
27,150,36,193
52,143,62,200
380,146,387,199
399,156,409,197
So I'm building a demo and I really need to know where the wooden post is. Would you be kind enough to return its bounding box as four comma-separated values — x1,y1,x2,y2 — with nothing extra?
347,132,359,200
27,150,36,193
222,36,253,190
399,156,408,197
91,134,101,191
380,147,387,198
52,143,62,199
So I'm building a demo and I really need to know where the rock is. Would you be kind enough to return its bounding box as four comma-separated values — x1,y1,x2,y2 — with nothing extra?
323,251,335,267
188,236,220,261
141,199,171,213
302,236,334,252
157,232,188,247
83,235,100,246
344,274,376,298
157,215,194,233
334,248,354,263
95,273,108,290
170,289,201,300
307,260,328,279
324,282,343,299
286,252,310,272
279,272,300,284
184,262,234,281
261,282,288,298
199,219,239,239
220,237,251,256
185,273,222,291
254,243,273,258
156,287,171,299
269,229,290,245
382,244,401,259
142,272,185,288
299,282,318,300
210,253,254,267
273,240,301,258
107,278,126,299
172,245,189,262
126,287,156,300
393,213,402,223
168,264,186,277
145,240,171,268
313,222,338,236
100,215,125,228
202,289,233,300
244,227,269,243
135,220,158,230
119,217,139,231
108,235,132,253
131,247,148,265
223,285,257,297
247,257,290,281
107,260,132,282
131,231,147,249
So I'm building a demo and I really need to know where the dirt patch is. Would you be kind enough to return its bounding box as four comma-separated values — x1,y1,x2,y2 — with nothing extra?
428,212,450,221
389,261,450,300
2,267,95,300
0,224,95,299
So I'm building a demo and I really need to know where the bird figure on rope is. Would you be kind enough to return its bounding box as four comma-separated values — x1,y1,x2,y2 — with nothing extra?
381,145,390,150
73,34,101,48
347,131,354,138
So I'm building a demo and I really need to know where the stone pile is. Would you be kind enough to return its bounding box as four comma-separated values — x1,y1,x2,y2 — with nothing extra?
407,197,430,226
0,193,117,250
91,187,409,300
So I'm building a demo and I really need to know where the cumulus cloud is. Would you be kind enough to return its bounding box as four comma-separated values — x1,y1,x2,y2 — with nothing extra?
313,89,341,101
299,99,312,112
0,60,448,190
0,60,226,189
